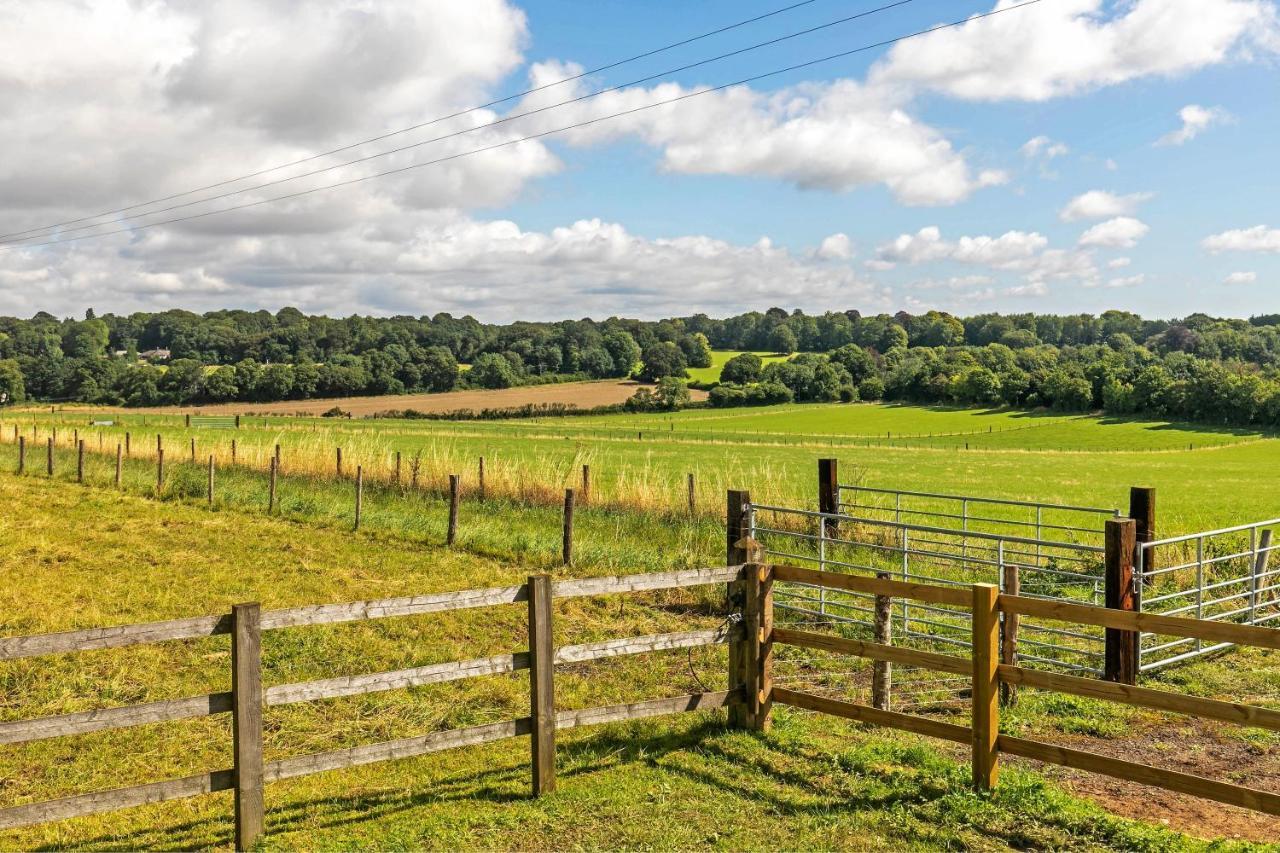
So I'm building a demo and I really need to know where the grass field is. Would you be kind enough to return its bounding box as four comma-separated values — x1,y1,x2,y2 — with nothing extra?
2,475,1278,848
684,349,793,384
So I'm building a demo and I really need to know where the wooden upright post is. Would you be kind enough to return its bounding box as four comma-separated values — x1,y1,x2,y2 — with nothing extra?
581,465,590,505
527,574,556,796
207,455,215,505
46,437,53,476
447,475,460,545
971,583,1000,792
231,603,264,852
562,489,575,566
354,466,363,530
77,440,84,483
115,443,122,488
190,437,196,463
745,563,774,731
231,439,237,465
184,414,191,428
336,447,343,479
1104,517,1139,685
156,448,164,492
478,456,486,501
872,571,892,710
125,431,130,457
268,457,278,514
727,489,751,728
17,436,24,474
687,472,696,513
395,451,402,487
1000,562,1020,706
1130,487,1156,584
818,458,838,537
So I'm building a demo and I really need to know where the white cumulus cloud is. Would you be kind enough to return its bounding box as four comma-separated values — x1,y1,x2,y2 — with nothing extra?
1203,225,1280,253
1156,104,1232,145
1224,271,1258,284
1060,190,1154,222
1078,217,1150,248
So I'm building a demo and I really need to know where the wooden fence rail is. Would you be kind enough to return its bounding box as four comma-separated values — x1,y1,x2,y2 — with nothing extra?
0,565,746,847
765,562,1280,817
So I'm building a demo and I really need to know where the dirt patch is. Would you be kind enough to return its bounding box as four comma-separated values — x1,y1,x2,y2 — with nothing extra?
1012,716,1280,843
113,380,706,417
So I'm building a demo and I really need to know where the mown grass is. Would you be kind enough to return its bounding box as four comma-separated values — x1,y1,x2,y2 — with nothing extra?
684,349,793,384
0,475,1267,850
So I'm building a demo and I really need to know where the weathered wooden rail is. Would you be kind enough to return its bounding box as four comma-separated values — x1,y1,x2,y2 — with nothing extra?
0,566,746,848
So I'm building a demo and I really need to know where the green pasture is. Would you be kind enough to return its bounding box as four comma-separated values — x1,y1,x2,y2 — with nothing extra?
684,349,792,384
0,475,1267,850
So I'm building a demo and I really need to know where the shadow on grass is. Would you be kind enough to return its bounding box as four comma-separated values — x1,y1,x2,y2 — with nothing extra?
43,717,978,851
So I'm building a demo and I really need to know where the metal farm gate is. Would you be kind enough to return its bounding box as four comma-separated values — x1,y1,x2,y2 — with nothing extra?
733,459,1280,686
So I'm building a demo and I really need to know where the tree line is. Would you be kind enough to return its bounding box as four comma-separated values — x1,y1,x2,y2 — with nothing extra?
2,306,1280,427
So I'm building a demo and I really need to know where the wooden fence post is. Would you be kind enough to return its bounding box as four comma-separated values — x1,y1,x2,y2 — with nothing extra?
872,571,892,710
17,436,24,474
562,489,575,566
235,415,241,429
190,437,196,463
115,443,122,488
687,472,695,513
231,439,237,465
125,431,130,457
156,433,162,455
581,465,590,506
527,574,556,796
207,456,215,506
478,456,486,501
971,583,1000,792
231,603,264,851
268,457,278,514
727,489,751,729
1130,487,1156,585
274,444,281,470
46,437,53,476
77,440,84,483
336,447,343,479
1104,517,1139,685
354,466,363,530
745,563,774,731
156,448,164,493
184,414,191,428
818,458,838,537
447,475,460,546
1000,562,1020,706
395,451,402,487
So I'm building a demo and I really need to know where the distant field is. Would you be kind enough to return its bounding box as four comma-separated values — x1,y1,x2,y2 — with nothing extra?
685,349,792,383
112,379,707,416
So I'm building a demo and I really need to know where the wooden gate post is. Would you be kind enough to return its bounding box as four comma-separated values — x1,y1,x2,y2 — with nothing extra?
1104,517,1139,685
562,489,575,566
527,574,556,796
971,583,1000,792
726,489,751,728
1130,487,1156,585
231,603,264,851
818,459,839,537
745,563,774,731
447,474,460,545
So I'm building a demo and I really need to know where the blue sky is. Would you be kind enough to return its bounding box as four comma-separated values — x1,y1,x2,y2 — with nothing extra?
0,0,1277,320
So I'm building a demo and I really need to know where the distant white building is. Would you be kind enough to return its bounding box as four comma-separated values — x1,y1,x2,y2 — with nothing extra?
138,348,171,361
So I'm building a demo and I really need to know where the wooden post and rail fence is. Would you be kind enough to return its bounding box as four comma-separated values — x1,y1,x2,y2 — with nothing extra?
5,554,1280,846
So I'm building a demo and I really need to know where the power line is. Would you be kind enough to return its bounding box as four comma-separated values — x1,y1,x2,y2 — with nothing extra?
0,0,829,243
1,0,919,246
8,0,1047,252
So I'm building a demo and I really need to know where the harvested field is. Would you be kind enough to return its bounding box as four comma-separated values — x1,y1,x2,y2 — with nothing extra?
114,380,707,417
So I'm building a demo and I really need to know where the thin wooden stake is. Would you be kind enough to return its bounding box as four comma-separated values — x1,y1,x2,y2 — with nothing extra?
17,436,24,474
395,451,402,487
872,571,892,711
562,488,575,566
207,455,215,506
971,583,1000,792
687,472,695,513
125,432,130,457
354,466,363,530
46,437,53,476
447,474,460,546
336,447,343,479
478,456,486,501
76,440,84,483
1000,562,1020,706
528,574,556,796
231,603,264,852
231,439,237,465
268,457,278,514
581,464,590,505
115,443,122,488
156,448,164,493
